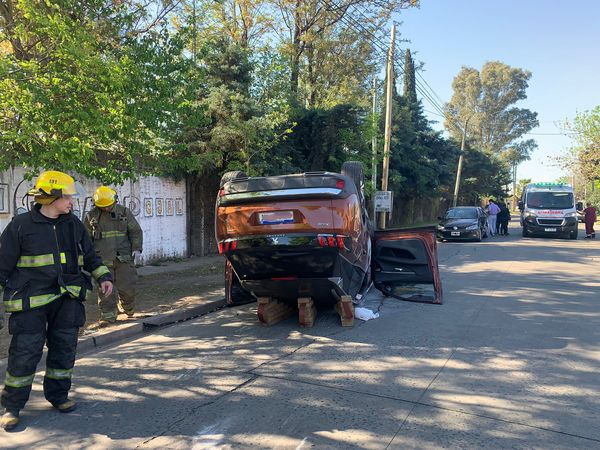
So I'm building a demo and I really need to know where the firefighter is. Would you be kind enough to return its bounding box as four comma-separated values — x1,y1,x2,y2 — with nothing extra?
84,186,143,325
0,171,113,430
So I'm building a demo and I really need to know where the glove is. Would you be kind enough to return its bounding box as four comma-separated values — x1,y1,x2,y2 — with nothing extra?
132,250,141,265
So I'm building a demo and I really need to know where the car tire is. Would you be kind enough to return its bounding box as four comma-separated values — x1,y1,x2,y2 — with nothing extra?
522,225,528,237
220,170,248,188
341,161,365,202
570,229,578,240
475,230,482,242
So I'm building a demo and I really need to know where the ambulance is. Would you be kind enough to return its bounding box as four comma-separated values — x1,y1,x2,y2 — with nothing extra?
518,183,578,239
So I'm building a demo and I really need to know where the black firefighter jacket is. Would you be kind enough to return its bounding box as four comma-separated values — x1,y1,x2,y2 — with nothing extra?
0,204,112,313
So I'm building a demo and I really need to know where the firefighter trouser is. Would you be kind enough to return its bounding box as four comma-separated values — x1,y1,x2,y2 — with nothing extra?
1,295,85,411
98,259,138,321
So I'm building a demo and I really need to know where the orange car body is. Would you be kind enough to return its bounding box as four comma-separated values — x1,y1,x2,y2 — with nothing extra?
215,170,442,306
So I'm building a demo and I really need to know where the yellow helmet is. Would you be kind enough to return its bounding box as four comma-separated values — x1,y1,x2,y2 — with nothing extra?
93,186,118,208
29,170,77,204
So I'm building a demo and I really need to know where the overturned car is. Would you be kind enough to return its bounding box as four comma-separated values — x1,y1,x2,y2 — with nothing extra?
215,162,442,325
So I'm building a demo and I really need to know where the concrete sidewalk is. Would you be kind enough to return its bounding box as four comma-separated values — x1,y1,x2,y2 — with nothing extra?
137,254,223,277
0,255,230,372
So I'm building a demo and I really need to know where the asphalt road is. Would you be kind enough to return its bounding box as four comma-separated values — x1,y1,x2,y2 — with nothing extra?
3,222,600,449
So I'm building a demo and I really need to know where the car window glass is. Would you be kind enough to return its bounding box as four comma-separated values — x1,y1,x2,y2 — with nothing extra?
445,208,478,219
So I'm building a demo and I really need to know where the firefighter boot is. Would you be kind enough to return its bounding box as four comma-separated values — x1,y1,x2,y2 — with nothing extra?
1,409,20,430
53,399,77,413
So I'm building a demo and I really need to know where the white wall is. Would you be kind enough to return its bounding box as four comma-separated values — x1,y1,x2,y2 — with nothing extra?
0,169,188,264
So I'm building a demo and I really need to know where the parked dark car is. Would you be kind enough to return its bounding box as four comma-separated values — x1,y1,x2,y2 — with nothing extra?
215,162,443,315
437,206,488,242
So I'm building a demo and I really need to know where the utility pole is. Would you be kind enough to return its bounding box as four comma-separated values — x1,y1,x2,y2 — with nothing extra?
371,78,378,220
378,23,395,230
512,163,517,212
452,116,470,208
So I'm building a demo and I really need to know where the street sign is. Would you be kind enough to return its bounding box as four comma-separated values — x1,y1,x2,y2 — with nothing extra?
374,191,393,213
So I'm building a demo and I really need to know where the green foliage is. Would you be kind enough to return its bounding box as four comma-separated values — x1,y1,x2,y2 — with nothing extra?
445,61,539,155
568,106,600,181
0,0,514,221
270,104,370,175
378,57,459,201
459,149,511,202
0,0,200,183
515,178,532,199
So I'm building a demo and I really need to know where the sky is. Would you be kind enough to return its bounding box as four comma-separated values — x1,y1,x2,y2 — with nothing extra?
395,1,600,183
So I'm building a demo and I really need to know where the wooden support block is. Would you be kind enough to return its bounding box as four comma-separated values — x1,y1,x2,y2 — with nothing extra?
298,297,317,327
257,297,295,326
335,295,354,327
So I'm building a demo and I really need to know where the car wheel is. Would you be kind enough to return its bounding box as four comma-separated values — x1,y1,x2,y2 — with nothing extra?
341,161,365,203
570,229,578,240
475,230,482,242
482,227,488,238
220,170,248,188
381,284,393,297
522,225,528,237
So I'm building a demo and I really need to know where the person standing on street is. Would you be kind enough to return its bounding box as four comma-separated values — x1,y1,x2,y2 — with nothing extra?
84,186,143,325
497,201,511,236
486,199,501,236
583,202,597,239
0,171,113,430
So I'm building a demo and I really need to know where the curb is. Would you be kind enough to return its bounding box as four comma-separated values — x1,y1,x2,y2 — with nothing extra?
0,297,228,373
141,298,227,327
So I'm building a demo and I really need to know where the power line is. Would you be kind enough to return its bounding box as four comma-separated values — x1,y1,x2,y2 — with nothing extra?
342,4,458,128
338,3,451,119
325,2,452,123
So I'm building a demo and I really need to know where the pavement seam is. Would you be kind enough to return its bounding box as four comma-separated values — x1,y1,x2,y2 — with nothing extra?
245,371,600,445
135,374,260,448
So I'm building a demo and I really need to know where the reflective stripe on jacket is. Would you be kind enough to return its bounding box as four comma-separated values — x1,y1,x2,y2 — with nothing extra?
0,205,112,313
84,204,143,264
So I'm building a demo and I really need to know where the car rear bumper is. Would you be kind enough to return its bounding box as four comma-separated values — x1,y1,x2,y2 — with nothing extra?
437,229,480,240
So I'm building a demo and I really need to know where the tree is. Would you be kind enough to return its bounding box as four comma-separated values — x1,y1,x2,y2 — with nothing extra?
0,0,193,183
274,0,416,103
567,106,600,181
444,61,539,155
500,139,537,206
176,0,273,49
515,178,531,200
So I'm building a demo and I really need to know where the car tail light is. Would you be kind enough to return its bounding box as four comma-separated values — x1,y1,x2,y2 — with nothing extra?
335,179,345,189
317,234,348,249
218,188,225,197
219,240,236,253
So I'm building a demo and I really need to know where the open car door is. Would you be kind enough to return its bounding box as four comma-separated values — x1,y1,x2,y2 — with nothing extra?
372,226,443,304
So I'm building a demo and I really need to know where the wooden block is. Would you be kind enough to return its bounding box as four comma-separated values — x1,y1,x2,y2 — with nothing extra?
335,295,354,327
257,297,295,326
298,297,317,327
